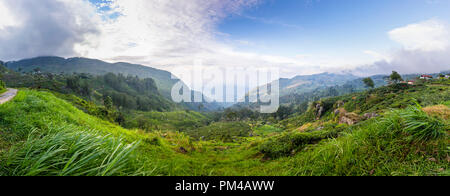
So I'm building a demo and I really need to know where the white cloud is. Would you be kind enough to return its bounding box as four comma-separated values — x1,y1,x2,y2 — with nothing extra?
0,0,375,83
75,0,262,64
388,19,450,52
0,0,100,60
73,0,345,83
0,1,20,30
353,19,450,76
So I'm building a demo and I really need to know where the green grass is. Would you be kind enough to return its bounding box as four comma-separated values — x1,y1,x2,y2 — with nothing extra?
123,110,209,132
0,90,146,176
285,106,448,176
1,127,139,176
259,123,348,159
0,89,448,176
185,122,251,142
0,90,275,176
254,125,284,137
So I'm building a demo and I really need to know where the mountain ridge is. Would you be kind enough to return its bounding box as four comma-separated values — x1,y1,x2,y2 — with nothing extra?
3,56,223,111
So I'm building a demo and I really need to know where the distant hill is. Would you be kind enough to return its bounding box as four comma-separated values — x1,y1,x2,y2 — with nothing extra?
4,56,223,111
5,56,176,96
278,72,360,96
245,73,360,100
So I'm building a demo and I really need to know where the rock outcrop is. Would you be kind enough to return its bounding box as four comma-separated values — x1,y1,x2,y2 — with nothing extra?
315,103,324,120
339,112,361,125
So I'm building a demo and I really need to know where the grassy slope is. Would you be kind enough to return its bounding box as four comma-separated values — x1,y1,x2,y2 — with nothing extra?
123,110,209,132
0,90,278,176
0,87,448,176
284,106,448,176
281,81,450,130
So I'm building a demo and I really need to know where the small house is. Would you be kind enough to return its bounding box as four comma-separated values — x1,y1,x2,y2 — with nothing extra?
420,75,433,80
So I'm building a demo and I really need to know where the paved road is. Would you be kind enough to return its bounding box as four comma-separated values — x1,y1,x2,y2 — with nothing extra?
0,89,18,105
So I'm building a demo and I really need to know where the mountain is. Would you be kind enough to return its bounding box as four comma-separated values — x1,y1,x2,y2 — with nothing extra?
5,56,176,96
4,56,223,111
278,72,360,96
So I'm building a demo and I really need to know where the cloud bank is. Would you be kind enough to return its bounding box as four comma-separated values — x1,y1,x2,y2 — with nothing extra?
356,19,450,75
0,0,100,60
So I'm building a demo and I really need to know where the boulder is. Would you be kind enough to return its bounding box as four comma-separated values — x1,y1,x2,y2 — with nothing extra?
339,112,361,125
315,103,324,120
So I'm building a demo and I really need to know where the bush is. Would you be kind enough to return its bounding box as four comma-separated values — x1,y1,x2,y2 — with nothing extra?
185,122,251,142
380,105,447,142
259,124,347,159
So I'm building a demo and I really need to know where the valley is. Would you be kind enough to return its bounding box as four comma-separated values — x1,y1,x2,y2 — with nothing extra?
0,58,448,176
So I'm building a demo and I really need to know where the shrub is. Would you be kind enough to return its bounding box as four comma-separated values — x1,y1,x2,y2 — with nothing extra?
259,124,347,159
381,105,447,142
186,122,251,142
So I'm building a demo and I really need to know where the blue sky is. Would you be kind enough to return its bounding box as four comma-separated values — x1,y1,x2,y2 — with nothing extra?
217,0,450,58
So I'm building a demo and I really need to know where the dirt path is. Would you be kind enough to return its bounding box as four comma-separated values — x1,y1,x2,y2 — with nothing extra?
0,89,18,105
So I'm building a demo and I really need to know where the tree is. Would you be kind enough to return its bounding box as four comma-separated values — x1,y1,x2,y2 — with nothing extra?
390,71,403,83
197,103,204,111
66,76,80,91
0,79,5,90
80,82,92,97
115,112,126,125
362,77,375,88
272,105,294,120
103,95,113,110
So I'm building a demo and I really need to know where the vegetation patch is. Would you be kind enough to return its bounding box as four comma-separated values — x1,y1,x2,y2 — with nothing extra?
259,123,348,159
287,106,449,176
185,122,252,142
0,127,138,176
423,105,450,120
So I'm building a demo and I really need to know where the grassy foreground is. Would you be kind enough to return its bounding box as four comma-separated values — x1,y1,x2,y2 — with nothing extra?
0,90,448,176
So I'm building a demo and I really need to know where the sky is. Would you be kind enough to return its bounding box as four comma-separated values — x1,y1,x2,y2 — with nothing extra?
0,0,450,83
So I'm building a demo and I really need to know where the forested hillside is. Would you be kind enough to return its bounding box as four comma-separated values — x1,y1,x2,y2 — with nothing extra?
3,57,224,111
0,69,176,112
5,57,176,96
